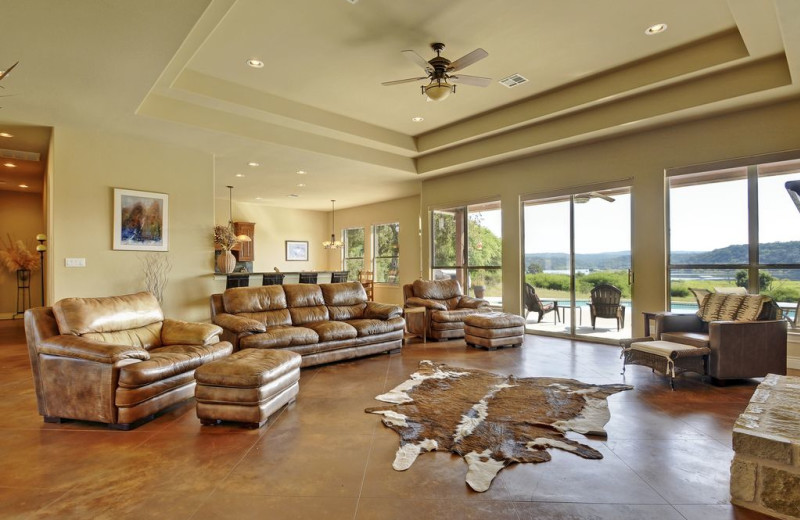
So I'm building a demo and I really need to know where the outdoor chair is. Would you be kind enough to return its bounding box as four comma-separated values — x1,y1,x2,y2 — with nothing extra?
523,283,558,324
589,283,626,330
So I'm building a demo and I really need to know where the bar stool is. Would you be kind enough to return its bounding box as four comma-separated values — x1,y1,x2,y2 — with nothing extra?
226,274,250,289
331,271,348,283
299,273,318,284
262,273,285,285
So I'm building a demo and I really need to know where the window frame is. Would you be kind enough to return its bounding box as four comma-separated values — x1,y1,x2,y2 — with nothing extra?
372,222,400,284
343,226,365,282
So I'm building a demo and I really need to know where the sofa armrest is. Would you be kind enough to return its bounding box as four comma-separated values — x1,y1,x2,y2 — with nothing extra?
365,302,402,319
707,319,787,379
162,319,223,346
457,296,490,309
213,313,267,334
405,297,447,311
654,313,703,336
38,335,150,363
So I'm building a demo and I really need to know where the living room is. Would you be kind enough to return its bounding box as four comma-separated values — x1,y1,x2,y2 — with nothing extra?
2,1,800,518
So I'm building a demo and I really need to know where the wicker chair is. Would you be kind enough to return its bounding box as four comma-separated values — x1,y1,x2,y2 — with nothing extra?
523,283,558,323
589,284,626,330
331,271,349,283
298,272,318,284
262,273,284,285
226,274,250,289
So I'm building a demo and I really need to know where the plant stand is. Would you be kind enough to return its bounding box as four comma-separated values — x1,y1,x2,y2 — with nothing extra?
14,269,31,319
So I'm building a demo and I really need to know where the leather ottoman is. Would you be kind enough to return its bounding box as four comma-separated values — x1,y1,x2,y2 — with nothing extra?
195,348,301,428
464,312,526,350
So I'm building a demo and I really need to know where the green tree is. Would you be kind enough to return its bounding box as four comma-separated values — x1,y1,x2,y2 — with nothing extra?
735,269,774,291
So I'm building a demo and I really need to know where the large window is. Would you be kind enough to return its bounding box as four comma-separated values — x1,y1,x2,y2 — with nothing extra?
668,157,800,326
432,201,502,303
343,227,364,281
373,222,399,283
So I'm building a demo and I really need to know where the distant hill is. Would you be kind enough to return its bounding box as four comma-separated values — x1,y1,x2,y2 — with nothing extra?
525,241,800,272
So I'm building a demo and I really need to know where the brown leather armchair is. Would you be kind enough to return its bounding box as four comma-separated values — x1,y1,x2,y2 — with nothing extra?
653,295,787,382
24,292,233,429
403,279,491,340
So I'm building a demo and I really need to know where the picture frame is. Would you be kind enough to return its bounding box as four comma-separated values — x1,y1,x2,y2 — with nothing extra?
113,188,169,251
285,240,308,261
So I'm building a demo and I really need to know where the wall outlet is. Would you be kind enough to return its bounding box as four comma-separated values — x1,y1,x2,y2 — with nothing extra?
65,258,86,268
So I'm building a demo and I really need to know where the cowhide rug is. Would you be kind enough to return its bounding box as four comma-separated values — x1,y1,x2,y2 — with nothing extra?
366,360,632,492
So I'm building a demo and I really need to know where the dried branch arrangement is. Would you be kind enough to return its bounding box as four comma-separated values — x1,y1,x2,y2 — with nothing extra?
140,253,172,304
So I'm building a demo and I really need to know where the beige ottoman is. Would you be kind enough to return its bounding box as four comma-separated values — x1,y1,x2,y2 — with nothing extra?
464,312,526,350
195,349,301,428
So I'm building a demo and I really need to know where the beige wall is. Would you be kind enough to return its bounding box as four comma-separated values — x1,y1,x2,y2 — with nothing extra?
218,202,329,274
0,191,45,317
333,195,421,305
50,128,215,322
421,98,800,358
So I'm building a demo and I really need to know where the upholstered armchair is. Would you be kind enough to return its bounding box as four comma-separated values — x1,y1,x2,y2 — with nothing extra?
24,292,233,429
403,279,491,340
653,293,787,382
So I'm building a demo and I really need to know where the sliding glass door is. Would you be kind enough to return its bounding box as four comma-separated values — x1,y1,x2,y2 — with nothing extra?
522,187,631,341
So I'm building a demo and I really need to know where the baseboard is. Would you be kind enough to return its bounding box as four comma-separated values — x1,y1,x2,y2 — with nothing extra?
0,313,17,320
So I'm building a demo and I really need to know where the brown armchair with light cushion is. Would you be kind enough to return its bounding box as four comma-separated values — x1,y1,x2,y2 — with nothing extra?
24,292,233,430
403,279,491,340
210,282,404,367
653,293,787,382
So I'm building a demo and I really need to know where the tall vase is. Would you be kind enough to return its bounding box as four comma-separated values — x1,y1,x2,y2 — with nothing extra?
217,250,236,274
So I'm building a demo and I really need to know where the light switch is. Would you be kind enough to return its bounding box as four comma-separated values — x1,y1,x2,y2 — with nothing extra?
65,258,86,267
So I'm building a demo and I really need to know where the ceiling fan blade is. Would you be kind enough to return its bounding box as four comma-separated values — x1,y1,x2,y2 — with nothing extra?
401,50,432,72
381,77,428,86
450,74,492,87
590,192,616,202
448,48,488,72
0,61,19,81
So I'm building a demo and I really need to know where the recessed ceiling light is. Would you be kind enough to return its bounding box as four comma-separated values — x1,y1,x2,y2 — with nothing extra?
247,161,259,167
411,117,424,122
645,23,667,35
19,184,28,188
246,59,264,68
296,183,306,187
296,170,307,175
0,132,13,138
288,194,299,198
4,162,16,168
255,197,263,200
235,173,245,178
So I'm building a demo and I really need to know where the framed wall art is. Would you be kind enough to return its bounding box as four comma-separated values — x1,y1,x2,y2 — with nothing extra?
113,188,169,251
285,240,308,261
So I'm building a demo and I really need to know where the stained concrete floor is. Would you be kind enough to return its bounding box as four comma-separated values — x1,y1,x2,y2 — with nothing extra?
0,319,783,519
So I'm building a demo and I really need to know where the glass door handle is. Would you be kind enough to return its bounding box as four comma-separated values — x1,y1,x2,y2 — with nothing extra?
628,269,634,285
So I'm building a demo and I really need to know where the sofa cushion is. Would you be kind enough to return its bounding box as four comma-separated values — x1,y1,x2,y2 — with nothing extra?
81,322,163,350
412,279,463,301
53,292,164,337
239,325,319,349
324,282,368,320
223,285,287,314
118,342,233,387
660,332,710,348
697,293,768,322
304,321,358,342
430,308,481,323
238,309,292,328
284,284,329,325
345,317,405,337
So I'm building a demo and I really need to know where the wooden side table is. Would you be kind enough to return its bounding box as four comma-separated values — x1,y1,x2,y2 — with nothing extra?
403,306,426,343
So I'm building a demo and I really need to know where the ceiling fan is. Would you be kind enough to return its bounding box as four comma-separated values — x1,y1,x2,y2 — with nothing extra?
0,61,18,84
574,192,615,203
382,43,490,101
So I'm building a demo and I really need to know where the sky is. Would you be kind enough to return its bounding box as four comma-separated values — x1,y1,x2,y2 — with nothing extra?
520,171,800,255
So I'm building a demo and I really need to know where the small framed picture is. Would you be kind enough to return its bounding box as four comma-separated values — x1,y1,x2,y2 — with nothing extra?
285,240,308,261
113,188,168,251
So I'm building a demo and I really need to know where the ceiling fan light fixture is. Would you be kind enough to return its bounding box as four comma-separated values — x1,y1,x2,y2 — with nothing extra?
423,79,454,101
574,194,591,204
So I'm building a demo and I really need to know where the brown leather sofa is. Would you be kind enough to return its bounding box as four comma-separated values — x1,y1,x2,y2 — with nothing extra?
24,292,233,429
210,281,404,367
403,279,491,340
653,293,787,382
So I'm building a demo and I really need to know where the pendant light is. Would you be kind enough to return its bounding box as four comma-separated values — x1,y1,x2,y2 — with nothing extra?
323,199,343,249
227,185,252,242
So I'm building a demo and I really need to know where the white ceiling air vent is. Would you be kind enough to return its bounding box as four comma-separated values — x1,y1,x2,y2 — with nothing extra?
498,73,529,88
0,149,40,162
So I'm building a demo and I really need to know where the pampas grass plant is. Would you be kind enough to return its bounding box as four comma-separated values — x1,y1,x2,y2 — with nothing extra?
0,235,40,273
